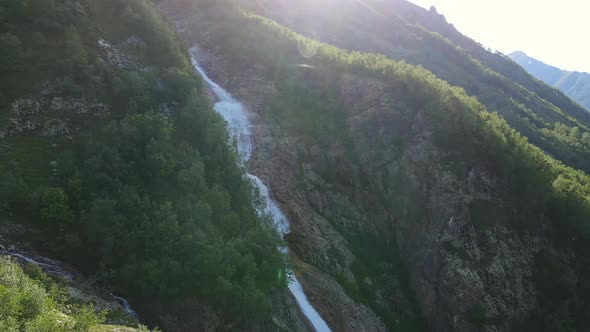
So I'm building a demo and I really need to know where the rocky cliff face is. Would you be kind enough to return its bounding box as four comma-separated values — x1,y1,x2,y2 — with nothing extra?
0,96,108,138
159,2,572,331
246,67,558,331
162,6,389,331
246,70,553,331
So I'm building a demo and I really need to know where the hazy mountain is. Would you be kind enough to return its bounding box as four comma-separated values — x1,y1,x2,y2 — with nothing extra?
510,51,590,110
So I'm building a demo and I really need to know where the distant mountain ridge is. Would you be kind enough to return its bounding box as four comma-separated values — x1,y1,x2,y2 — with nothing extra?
509,51,590,110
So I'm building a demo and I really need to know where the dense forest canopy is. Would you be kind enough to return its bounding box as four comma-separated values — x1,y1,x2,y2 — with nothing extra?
0,0,286,327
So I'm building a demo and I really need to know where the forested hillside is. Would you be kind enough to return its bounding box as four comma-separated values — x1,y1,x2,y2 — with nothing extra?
237,0,590,174
161,1,590,331
0,0,286,330
4,0,590,331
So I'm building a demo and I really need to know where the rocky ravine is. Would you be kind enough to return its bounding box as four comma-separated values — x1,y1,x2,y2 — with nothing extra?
159,3,570,332
186,44,386,332
237,66,555,332
161,6,388,332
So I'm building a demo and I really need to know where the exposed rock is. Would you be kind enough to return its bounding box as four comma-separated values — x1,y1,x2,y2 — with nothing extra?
12,98,42,115
41,119,72,136
119,35,147,48
3,96,108,137
293,256,387,332
49,96,108,114
98,38,147,71
159,102,179,116
7,117,38,134
6,117,74,137
99,38,112,49
375,273,414,321
431,226,544,331
269,289,312,332
13,97,109,116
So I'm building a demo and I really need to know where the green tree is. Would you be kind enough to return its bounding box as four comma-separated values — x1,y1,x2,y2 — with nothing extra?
39,188,73,230
0,33,24,74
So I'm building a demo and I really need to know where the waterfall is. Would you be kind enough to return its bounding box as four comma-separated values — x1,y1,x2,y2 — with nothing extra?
190,48,331,332
112,294,139,319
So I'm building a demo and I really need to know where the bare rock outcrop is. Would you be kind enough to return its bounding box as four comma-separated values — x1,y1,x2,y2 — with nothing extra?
98,38,148,71
2,96,108,137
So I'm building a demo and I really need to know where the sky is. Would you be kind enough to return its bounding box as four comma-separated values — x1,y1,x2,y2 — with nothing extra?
408,0,590,73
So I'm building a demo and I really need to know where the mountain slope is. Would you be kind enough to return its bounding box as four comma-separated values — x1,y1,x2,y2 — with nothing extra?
235,0,590,175
4,0,590,331
0,0,289,330
508,51,567,86
160,1,590,331
509,51,590,110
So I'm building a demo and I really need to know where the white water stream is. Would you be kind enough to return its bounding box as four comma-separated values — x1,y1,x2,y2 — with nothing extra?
190,48,331,332
112,294,139,319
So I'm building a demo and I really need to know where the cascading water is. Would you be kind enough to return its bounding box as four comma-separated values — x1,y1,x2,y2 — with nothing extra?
112,294,139,319
190,48,331,332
